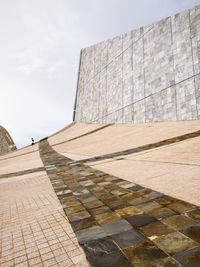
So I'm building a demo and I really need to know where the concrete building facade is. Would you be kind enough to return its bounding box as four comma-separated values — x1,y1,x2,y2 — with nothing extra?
74,5,200,124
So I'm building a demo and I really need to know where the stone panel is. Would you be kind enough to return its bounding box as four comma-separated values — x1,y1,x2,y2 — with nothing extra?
99,69,107,123
133,99,145,123
74,5,200,124
133,37,144,102
172,10,193,83
144,17,174,97
194,73,200,119
176,77,197,121
123,105,133,123
145,87,176,123
190,5,200,75
123,46,133,107
107,55,123,114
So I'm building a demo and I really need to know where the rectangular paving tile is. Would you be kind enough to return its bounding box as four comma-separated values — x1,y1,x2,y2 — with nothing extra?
126,214,156,227
149,207,177,220
153,232,199,256
173,246,200,266
116,206,143,218
180,224,200,243
83,200,104,209
123,241,169,266
64,204,86,214
139,221,175,239
94,211,121,224
75,226,107,244
136,201,162,213
162,215,196,231
67,210,91,222
112,229,147,249
102,219,133,235
186,208,200,223
167,202,196,214
71,217,98,232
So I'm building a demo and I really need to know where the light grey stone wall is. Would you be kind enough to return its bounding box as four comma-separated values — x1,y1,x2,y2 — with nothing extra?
74,5,200,124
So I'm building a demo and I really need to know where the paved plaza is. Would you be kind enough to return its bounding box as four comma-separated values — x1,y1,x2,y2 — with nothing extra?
0,121,200,266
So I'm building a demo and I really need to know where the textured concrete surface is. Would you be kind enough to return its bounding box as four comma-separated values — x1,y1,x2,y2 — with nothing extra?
74,5,200,124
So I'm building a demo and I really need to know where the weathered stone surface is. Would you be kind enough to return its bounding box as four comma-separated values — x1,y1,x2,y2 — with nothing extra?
74,5,200,124
0,125,16,155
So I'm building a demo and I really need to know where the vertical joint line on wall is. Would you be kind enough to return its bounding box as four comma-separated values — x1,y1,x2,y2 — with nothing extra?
131,30,134,123
73,49,83,122
189,9,199,119
170,16,178,121
122,35,124,123
105,42,108,124
143,28,146,123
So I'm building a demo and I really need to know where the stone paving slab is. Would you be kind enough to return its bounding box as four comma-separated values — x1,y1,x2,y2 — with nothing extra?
39,139,200,266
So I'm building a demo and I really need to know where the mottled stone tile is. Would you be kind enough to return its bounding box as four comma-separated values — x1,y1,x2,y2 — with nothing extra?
126,214,156,227
83,200,104,209
149,207,177,220
173,246,200,267
127,196,149,206
116,206,143,218
162,215,196,231
71,217,97,232
82,237,120,260
139,221,174,239
167,202,195,213
112,229,147,249
81,196,98,203
67,210,91,222
145,191,164,200
186,208,200,222
76,226,107,244
137,201,162,213
102,219,133,235
88,206,111,216
154,232,198,256
107,200,129,211
94,211,121,224
155,196,178,206
64,204,86,214
123,241,168,266
180,224,200,243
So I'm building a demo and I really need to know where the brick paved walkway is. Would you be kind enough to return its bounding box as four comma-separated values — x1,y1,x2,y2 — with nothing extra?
0,171,89,267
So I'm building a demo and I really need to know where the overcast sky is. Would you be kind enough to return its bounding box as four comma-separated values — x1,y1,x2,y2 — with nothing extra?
0,0,199,148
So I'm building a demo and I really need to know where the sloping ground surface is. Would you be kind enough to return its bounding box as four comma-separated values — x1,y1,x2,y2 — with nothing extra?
0,121,200,266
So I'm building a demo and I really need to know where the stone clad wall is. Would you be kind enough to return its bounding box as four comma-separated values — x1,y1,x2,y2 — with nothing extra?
74,5,200,124
0,126,16,156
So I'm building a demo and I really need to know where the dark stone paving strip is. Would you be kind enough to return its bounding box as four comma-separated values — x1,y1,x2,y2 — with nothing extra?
39,139,200,267
69,129,200,164
0,167,45,179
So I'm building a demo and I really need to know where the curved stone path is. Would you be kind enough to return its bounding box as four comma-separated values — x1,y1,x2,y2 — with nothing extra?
39,139,200,267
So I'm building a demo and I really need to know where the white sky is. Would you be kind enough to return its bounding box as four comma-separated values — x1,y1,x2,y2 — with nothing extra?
0,0,199,148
